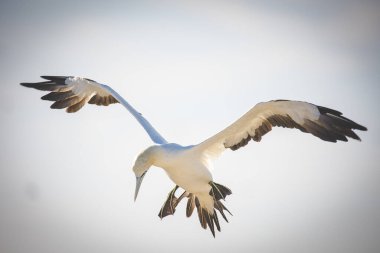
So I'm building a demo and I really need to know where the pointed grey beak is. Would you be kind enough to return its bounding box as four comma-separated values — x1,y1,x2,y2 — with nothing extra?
134,172,146,201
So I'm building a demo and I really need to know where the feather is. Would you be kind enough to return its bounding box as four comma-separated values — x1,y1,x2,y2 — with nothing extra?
41,91,75,101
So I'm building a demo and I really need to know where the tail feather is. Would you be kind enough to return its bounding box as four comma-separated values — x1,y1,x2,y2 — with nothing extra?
186,181,232,237
214,199,232,222
196,198,208,230
209,182,232,201
186,194,196,217
194,197,220,237
204,210,215,236
159,182,232,237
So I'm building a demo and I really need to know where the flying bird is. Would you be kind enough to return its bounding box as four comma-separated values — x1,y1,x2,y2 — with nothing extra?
21,76,367,237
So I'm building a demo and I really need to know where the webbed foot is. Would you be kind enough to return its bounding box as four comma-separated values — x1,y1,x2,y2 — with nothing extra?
158,185,187,219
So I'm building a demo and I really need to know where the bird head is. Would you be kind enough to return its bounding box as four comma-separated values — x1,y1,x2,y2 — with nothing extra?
132,146,157,201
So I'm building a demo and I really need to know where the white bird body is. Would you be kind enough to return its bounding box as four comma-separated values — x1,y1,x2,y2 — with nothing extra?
154,145,212,193
135,143,215,212
21,76,367,237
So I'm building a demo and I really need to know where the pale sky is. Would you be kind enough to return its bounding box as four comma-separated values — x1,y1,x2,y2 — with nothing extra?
1,0,379,252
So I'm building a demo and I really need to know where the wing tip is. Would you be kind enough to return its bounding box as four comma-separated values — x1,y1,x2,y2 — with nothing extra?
356,125,368,131
40,75,69,80
317,105,367,131
20,82,30,87
20,82,45,88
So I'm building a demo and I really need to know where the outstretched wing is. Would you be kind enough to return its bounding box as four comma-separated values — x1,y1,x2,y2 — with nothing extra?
21,76,118,112
21,76,167,144
192,100,367,158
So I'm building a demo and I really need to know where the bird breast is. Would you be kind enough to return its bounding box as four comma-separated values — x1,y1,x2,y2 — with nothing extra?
153,144,213,194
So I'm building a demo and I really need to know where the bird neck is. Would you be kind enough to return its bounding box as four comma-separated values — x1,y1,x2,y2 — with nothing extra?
140,145,162,165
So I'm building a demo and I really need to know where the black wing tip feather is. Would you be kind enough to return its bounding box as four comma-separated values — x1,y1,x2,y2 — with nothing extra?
300,105,367,142
40,76,71,85
20,80,49,86
40,75,70,80
41,91,75,101
317,105,342,116
20,76,70,90
20,82,39,88
317,105,367,131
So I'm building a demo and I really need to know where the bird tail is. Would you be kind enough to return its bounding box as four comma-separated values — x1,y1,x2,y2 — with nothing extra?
186,182,232,237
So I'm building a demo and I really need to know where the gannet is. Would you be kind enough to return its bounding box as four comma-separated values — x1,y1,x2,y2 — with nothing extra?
20,76,367,237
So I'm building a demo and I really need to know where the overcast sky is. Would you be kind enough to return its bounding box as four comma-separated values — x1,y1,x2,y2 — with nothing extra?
1,0,379,252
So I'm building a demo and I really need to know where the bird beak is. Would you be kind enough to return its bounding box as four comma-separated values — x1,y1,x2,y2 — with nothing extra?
134,172,146,201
